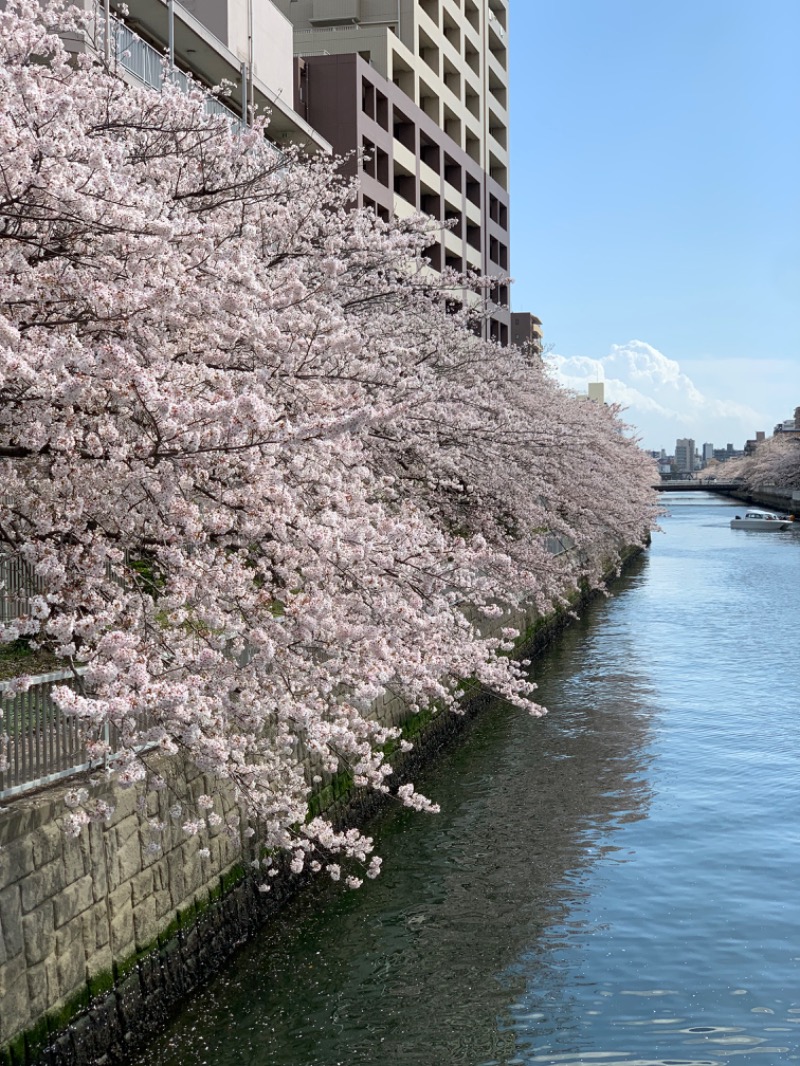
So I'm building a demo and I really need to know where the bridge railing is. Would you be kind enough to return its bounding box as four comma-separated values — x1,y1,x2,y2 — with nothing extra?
653,479,743,491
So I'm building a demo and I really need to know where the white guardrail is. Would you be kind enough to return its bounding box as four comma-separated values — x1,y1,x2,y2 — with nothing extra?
0,670,93,800
108,10,244,129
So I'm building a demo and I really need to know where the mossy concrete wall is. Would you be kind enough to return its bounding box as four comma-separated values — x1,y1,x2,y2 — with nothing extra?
726,485,800,517
0,544,642,1066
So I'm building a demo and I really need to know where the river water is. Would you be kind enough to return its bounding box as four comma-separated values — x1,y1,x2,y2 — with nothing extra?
138,493,800,1066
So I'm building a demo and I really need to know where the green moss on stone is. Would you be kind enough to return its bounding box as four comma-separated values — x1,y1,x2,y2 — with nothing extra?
219,862,246,896
307,784,333,820
3,1032,25,1066
156,915,182,950
87,968,115,1000
114,952,137,982
400,707,436,740
24,1014,51,1062
55,985,91,1031
194,889,215,917
332,771,353,800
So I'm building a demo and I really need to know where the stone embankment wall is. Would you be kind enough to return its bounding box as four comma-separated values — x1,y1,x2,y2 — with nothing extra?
0,759,248,1065
0,543,641,1066
727,485,800,516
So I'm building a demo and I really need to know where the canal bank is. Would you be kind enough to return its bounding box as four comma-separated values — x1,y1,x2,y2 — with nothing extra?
727,484,800,517
0,543,644,1066
128,492,800,1066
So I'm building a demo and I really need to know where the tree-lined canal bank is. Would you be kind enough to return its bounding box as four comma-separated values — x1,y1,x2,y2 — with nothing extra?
136,491,800,1065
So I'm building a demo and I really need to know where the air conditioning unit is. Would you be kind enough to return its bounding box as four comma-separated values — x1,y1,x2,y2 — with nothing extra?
310,0,361,25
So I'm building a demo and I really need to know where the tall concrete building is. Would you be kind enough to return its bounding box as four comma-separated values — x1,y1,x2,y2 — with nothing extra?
675,438,695,474
274,0,512,343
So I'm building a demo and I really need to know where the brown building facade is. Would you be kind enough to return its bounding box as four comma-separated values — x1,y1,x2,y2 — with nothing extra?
295,52,510,343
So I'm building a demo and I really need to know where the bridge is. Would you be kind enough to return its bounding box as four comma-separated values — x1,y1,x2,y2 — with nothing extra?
652,480,743,493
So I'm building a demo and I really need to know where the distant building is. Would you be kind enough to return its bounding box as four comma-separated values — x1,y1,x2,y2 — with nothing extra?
510,313,543,356
744,430,766,456
675,438,695,473
713,443,742,463
587,382,605,404
774,406,800,438
702,443,714,463
648,449,671,475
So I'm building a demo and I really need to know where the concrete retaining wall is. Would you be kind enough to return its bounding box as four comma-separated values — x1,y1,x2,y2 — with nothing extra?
726,485,800,516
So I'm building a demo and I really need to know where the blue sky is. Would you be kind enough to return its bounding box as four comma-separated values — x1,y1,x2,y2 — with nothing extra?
509,0,800,450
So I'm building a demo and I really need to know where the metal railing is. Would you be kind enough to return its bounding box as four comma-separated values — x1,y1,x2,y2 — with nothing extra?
107,11,243,129
0,554,44,624
0,670,89,798
0,668,159,799
114,20,163,92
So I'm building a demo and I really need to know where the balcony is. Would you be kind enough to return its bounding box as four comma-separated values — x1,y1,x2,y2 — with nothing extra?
310,0,361,26
109,15,242,129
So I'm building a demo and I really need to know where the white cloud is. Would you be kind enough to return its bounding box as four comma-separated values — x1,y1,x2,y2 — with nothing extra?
545,340,773,451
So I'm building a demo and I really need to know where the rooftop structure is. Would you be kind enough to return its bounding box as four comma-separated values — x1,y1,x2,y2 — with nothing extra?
773,406,800,437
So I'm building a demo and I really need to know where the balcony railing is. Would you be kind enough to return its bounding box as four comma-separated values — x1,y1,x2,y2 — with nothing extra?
114,20,163,92
104,10,242,129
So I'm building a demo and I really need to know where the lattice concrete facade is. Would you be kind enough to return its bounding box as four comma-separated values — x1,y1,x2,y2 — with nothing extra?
275,0,511,342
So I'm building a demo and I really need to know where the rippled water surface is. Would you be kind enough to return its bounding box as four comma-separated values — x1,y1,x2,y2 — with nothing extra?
139,494,800,1065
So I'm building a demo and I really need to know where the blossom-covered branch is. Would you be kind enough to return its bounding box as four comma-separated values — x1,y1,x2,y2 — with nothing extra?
720,436,800,490
0,0,659,880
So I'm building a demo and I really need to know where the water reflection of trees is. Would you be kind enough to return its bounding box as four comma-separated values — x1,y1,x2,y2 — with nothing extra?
137,559,657,1066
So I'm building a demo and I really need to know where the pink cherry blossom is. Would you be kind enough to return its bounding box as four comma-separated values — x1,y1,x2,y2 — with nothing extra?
0,0,658,883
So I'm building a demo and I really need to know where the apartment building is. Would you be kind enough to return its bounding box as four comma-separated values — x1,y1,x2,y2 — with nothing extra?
82,0,329,152
773,407,800,438
274,0,512,343
743,430,766,456
510,313,543,356
674,438,696,474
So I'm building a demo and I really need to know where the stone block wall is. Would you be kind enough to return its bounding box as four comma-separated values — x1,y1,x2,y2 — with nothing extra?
0,759,246,1062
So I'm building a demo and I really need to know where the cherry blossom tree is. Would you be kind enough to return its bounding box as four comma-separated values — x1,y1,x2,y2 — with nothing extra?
0,0,658,879
722,436,800,490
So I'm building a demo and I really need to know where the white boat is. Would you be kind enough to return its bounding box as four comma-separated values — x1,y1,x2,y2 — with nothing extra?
730,509,794,531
